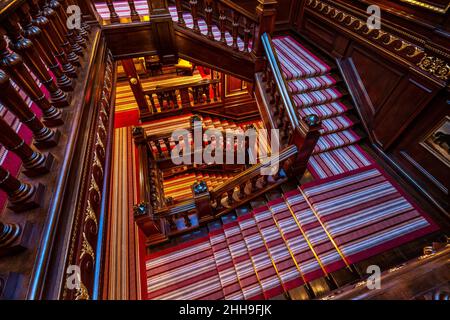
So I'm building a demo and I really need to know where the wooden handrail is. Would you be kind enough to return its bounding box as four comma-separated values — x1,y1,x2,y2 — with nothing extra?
210,144,297,197
143,78,220,95
218,0,258,23
261,32,299,128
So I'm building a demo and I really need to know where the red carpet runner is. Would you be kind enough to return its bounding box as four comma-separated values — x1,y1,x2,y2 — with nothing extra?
145,165,438,300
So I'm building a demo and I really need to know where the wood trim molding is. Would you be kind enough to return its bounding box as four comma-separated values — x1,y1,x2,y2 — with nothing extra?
304,0,450,82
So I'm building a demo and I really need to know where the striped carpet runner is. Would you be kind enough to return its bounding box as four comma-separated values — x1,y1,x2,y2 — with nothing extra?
145,165,438,300
272,35,375,179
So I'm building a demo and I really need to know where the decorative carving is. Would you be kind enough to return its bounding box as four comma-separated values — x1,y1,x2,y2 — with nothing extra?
305,0,450,80
417,55,450,80
75,281,90,300
80,232,94,261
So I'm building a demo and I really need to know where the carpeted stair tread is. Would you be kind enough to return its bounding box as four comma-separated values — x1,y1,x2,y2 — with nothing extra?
300,166,439,264
293,88,343,108
273,36,331,79
222,221,265,299
319,116,355,135
283,189,347,274
288,75,337,94
209,230,245,300
252,206,305,291
268,198,326,281
308,145,374,179
237,214,285,299
314,129,362,154
146,237,224,300
299,102,350,120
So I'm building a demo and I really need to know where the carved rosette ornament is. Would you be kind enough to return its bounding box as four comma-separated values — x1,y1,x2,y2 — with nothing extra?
418,55,450,81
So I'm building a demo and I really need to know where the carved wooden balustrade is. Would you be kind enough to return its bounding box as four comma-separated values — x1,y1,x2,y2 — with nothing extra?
0,0,91,258
135,143,299,244
256,32,322,178
140,78,221,121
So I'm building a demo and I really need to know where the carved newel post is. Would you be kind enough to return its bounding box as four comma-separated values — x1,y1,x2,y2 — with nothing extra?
192,181,214,224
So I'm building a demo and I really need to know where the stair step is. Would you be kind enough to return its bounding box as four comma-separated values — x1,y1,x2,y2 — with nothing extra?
273,36,331,80
283,189,347,274
223,222,265,299
319,116,356,135
237,215,285,299
299,102,351,120
308,144,374,180
293,88,343,108
209,230,245,300
146,238,224,300
288,75,337,94
253,207,305,291
313,129,362,154
268,198,325,282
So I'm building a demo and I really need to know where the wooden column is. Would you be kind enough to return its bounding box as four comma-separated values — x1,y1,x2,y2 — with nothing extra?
0,71,60,149
0,166,45,213
204,0,214,40
231,11,240,51
189,0,200,33
174,0,185,27
0,36,64,128
18,3,74,91
252,0,277,71
122,59,151,117
4,15,69,108
105,0,120,23
28,0,78,78
39,0,80,66
0,114,55,177
67,0,90,39
148,0,177,64
50,0,87,52
127,0,140,22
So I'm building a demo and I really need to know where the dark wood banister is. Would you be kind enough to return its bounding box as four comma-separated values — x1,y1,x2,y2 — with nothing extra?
261,32,299,129
210,144,297,197
217,0,259,22
143,78,220,95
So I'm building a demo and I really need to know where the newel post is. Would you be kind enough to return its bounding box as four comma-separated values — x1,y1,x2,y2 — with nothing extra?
192,181,214,224
252,0,278,72
286,115,321,178
148,0,178,64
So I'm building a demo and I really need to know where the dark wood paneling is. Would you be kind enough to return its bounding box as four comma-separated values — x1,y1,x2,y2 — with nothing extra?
349,46,403,114
391,89,450,212
103,24,157,58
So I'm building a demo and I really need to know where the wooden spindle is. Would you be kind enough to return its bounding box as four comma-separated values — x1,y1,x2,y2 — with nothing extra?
50,0,86,51
0,42,64,130
127,0,140,22
18,3,73,91
179,87,191,108
0,71,60,150
105,0,120,23
5,15,69,109
183,213,192,228
39,0,80,66
66,0,89,39
238,183,246,199
189,0,200,33
0,115,55,177
0,166,45,213
0,221,23,256
174,0,185,27
226,189,234,205
28,0,78,78
243,18,251,52
231,11,240,51
218,7,227,44
204,0,214,40
212,81,218,101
